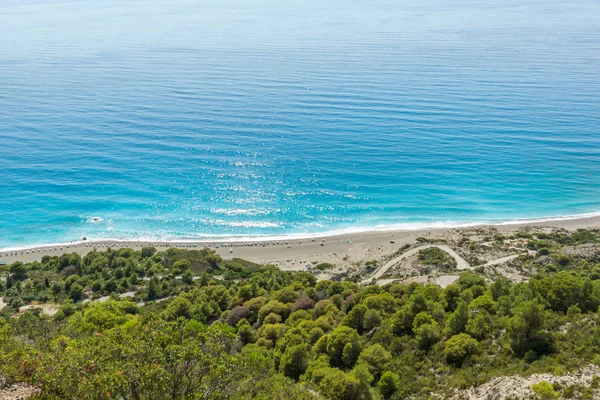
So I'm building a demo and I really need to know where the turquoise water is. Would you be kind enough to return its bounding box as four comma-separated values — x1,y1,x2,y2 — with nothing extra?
1,0,600,248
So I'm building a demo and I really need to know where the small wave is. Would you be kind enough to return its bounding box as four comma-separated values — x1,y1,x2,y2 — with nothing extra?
209,208,279,217
2,211,600,252
494,211,600,226
210,219,282,229
85,216,112,224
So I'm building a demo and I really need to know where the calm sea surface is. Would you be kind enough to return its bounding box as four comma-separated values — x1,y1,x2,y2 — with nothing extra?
1,0,600,248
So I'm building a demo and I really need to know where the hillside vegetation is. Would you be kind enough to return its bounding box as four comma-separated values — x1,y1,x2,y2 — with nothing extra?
1,229,600,399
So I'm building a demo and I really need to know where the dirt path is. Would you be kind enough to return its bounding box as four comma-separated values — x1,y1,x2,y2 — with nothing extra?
368,251,526,286
483,254,519,267
363,244,471,284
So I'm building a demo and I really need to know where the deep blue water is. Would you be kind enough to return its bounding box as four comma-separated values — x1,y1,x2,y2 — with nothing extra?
1,0,600,248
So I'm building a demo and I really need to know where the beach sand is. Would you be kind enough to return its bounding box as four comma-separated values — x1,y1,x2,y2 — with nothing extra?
2,215,599,270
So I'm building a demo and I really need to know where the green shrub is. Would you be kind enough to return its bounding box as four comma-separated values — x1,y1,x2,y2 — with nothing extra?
531,381,559,399
417,248,457,268
314,263,335,271
444,333,479,366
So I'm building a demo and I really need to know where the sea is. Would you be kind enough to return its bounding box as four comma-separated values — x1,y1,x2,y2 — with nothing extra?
1,0,600,249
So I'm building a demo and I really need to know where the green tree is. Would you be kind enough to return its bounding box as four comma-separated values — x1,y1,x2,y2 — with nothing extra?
326,326,361,367
457,273,486,290
69,283,84,302
279,344,310,380
163,297,192,320
351,364,374,400
9,262,27,281
508,300,543,341
272,287,299,304
390,308,414,336
413,313,441,350
537,272,588,312
200,272,209,287
469,294,496,314
363,309,382,332
362,293,397,314
141,246,156,257
378,371,401,399
415,322,441,350
444,333,478,366
103,277,117,294
490,278,509,301
342,304,367,332
182,269,194,285
258,300,290,323
444,301,468,336
357,343,392,377
444,283,462,311
507,300,553,357
147,278,158,300
172,259,192,274
466,311,491,340
342,342,360,368
318,368,359,400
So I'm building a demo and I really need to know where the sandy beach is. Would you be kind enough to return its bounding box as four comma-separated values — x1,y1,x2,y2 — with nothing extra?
2,215,599,270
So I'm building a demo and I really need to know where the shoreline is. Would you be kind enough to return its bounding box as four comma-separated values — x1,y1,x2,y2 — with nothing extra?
2,214,600,266
3,211,600,252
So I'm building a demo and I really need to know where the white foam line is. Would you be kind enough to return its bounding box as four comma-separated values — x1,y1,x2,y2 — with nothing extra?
1,211,600,252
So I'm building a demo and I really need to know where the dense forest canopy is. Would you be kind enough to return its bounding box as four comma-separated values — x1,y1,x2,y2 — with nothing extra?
1,229,600,399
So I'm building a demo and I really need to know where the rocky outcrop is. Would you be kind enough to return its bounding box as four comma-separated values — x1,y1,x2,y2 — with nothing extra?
0,383,39,400
450,365,600,400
